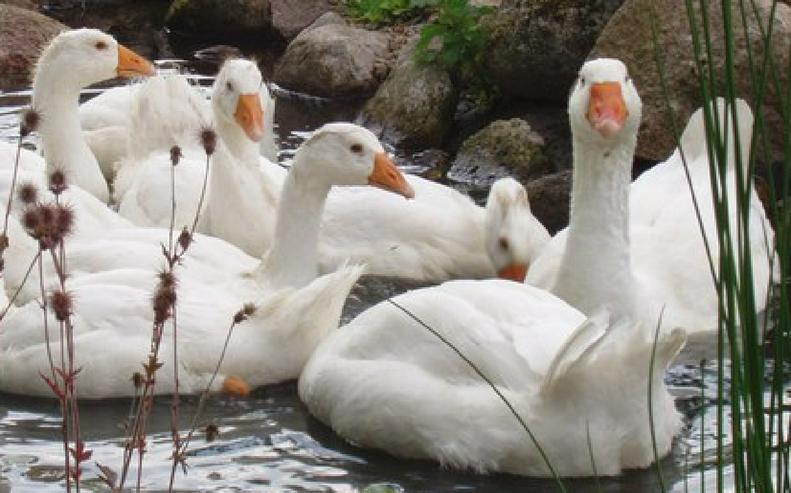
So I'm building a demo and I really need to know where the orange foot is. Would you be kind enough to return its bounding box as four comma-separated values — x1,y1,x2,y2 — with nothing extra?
222,375,251,397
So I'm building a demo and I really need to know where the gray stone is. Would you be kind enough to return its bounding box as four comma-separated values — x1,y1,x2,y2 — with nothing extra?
270,0,335,40
484,0,624,102
166,0,271,37
526,169,572,234
0,5,66,88
591,0,791,162
359,40,457,149
274,21,389,97
449,118,549,188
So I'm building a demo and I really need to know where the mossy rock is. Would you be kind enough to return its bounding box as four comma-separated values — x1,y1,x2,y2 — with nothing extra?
360,40,457,150
449,118,549,188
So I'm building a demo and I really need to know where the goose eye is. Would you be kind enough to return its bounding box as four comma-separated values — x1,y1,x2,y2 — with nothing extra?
226,81,234,91
625,75,631,83
579,77,585,86
499,237,509,250
350,143,363,154
95,41,108,51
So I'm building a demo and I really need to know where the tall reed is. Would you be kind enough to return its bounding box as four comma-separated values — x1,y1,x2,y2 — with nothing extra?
653,0,789,490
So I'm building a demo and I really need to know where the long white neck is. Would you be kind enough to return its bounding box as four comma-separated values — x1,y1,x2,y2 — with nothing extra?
31,69,109,202
256,156,329,289
552,131,639,320
200,117,279,256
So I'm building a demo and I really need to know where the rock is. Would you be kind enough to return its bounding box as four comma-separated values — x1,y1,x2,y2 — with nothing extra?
0,0,39,10
274,20,389,97
302,10,345,33
449,118,549,188
166,0,271,38
0,5,66,88
484,0,625,102
46,0,173,61
410,148,451,180
270,0,335,40
526,169,572,234
359,40,457,149
591,0,791,162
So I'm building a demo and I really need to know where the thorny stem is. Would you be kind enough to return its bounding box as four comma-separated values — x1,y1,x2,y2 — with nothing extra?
0,250,41,320
118,145,211,493
2,134,23,243
177,315,241,462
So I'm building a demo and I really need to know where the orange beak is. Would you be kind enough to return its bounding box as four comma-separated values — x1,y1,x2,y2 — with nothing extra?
498,263,528,282
368,152,415,199
586,82,628,138
116,44,155,78
234,93,265,142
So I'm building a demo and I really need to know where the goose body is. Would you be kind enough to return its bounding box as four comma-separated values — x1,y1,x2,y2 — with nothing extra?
0,123,413,398
300,281,685,476
298,58,686,477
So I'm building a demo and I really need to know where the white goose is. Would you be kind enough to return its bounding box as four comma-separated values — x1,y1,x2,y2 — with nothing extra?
0,29,154,205
114,60,284,256
106,57,542,282
24,29,155,202
526,60,775,333
0,123,413,398
78,67,278,181
298,57,686,478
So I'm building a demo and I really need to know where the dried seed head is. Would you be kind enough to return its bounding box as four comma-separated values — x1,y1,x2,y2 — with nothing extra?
21,207,41,233
17,182,39,205
177,227,192,251
205,423,219,442
152,285,177,324
50,289,73,322
53,204,75,240
20,109,40,137
157,270,177,290
170,146,182,166
199,128,217,156
233,303,256,324
49,169,68,195
131,372,144,390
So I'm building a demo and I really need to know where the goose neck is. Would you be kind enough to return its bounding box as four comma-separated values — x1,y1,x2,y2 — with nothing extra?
256,159,330,289
552,134,638,318
31,70,108,201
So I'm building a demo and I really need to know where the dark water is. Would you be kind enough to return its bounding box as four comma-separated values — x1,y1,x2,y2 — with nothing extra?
0,62,761,492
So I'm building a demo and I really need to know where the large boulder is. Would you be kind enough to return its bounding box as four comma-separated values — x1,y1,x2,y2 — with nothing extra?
166,0,271,38
270,0,335,40
274,16,390,97
484,0,624,102
359,39,457,149
526,169,572,234
591,0,791,162
0,5,66,88
449,118,549,188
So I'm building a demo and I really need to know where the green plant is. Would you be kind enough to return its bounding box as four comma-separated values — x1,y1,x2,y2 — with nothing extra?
346,0,437,25
651,0,790,491
414,0,492,76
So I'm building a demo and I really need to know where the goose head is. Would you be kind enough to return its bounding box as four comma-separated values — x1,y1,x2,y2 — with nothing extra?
568,58,642,146
212,58,267,142
35,29,155,89
485,178,550,282
294,123,415,199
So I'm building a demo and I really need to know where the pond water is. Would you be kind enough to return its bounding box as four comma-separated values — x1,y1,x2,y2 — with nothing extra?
0,60,768,492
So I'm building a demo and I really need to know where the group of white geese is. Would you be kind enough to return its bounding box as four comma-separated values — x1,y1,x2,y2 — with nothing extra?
0,28,779,478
